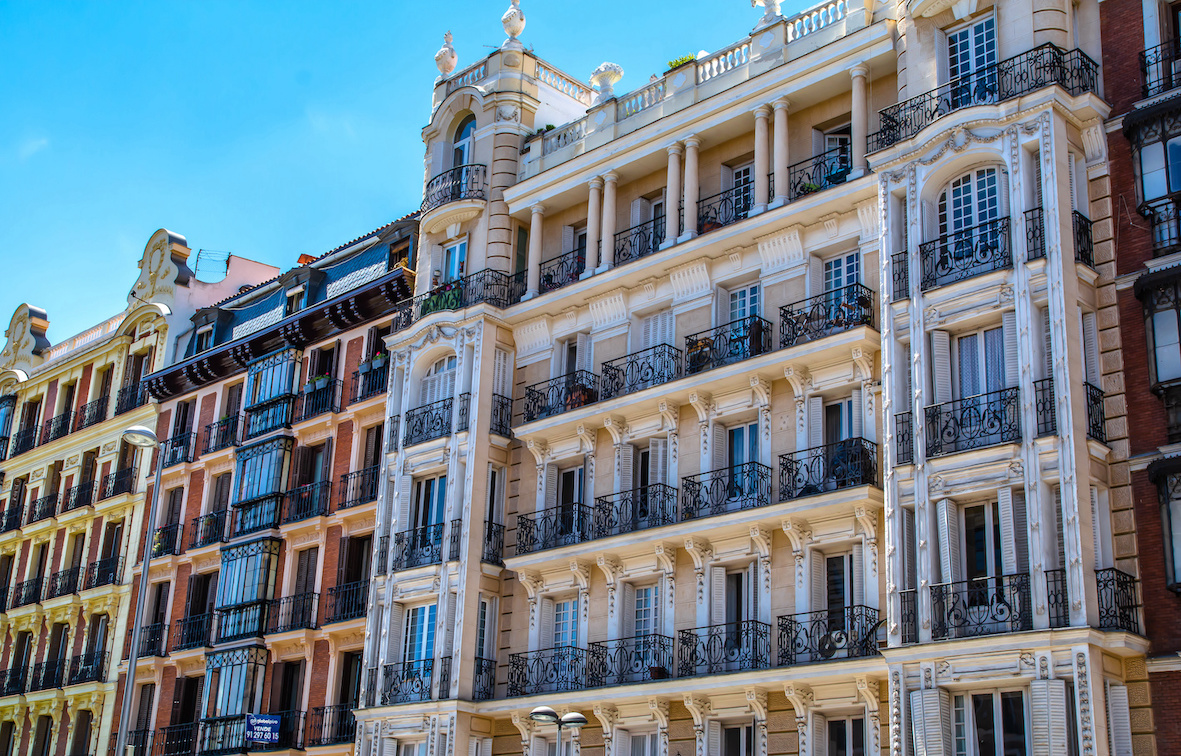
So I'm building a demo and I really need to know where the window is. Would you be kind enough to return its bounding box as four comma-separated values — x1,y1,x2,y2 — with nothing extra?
947,16,997,105
940,168,1000,237
731,162,754,216
722,724,754,756
825,252,860,292
233,437,292,508
729,284,760,323
827,717,866,756
193,327,213,354
409,475,447,531
284,287,306,316
452,114,476,167
954,326,1007,400
953,690,1027,756
825,398,855,443
403,604,437,662
245,350,298,408
420,356,457,406
1156,468,1181,591
398,744,427,756
1144,278,1181,385
207,647,267,718
216,539,279,610
552,598,579,646
631,584,659,637
443,241,466,283
626,733,660,756
1135,130,1181,202
824,124,853,163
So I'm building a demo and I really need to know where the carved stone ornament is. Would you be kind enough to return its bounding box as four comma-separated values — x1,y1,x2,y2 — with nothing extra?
591,62,624,104
502,0,526,49
435,31,458,78
752,0,782,29
0,303,50,373
496,104,520,122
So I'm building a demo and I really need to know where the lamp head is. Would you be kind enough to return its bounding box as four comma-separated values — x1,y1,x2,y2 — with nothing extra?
121,425,159,449
529,706,559,725
560,712,588,729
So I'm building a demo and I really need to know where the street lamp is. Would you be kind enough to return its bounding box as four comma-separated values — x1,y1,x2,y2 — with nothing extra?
529,706,587,755
114,425,163,756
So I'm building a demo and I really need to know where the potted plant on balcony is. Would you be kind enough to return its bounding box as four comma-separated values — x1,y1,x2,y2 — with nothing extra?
311,374,330,392
371,351,388,370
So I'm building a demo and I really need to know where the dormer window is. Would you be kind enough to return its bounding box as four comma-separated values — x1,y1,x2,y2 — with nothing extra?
193,326,213,354
285,285,306,316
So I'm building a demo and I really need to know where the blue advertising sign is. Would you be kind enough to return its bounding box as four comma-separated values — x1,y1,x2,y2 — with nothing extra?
246,714,282,744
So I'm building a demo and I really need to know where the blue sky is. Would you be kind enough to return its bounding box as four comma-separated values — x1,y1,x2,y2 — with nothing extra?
0,0,809,341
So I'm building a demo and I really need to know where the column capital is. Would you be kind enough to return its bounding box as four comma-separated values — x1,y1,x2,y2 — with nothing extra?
773,97,791,112
754,104,772,119
667,142,684,156
589,175,604,190
530,203,546,216
850,63,869,79
603,171,619,184
683,134,702,149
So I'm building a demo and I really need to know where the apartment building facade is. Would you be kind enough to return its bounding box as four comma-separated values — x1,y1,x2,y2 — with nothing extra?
0,231,275,756
120,219,418,756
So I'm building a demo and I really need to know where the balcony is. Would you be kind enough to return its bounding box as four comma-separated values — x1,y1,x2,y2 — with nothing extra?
697,184,752,234
215,600,269,643
777,606,879,666
46,566,82,599
116,382,150,415
508,646,588,696
785,143,851,202
151,523,184,557
895,413,914,465
283,481,330,524
1073,210,1095,267
382,659,435,704
403,397,454,447
891,252,909,301
779,439,878,500
677,620,771,676
1033,377,1057,437
127,728,154,756
10,427,37,457
139,622,167,657
483,521,505,565
420,163,487,214
592,483,678,539
157,723,199,756
268,592,319,633
392,523,445,571
243,395,295,440
1143,192,1181,257
779,284,874,349
1026,207,1046,260
326,579,368,623
588,634,675,687
340,465,379,510
195,711,304,755
681,462,772,521
41,411,73,444
931,574,1032,640
173,613,213,651
29,658,65,691
539,248,586,294
490,393,512,437
925,387,1021,457
1096,568,1140,634
522,371,600,423
74,396,108,431
869,44,1098,150
448,519,462,561
27,492,57,524
0,667,26,696
615,215,665,267
191,510,229,548
203,416,240,454
12,576,43,608
68,650,105,684
919,217,1012,290
600,344,683,400
1086,382,1107,443
62,481,94,513
1141,39,1181,98
394,269,522,326
309,704,356,746
352,362,388,404
473,656,497,701
685,315,772,376
296,379,341,422
457,393,471,433
516,504,591,555
1047,567,1070,629
162,432,197,467
0,505,18,533
85,556,122,589
99,466,137,500
232,495,283,537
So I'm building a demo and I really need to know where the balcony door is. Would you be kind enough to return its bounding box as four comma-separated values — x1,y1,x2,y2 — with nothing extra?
725,422,759,503
810,551,864,658
270,660,304,714
409,475,447,532
452,115,475,168
403,604,437,668
947,16,997,105
442,241,466,283
938,168,1000,259
710,565,758,670
420,357,456,407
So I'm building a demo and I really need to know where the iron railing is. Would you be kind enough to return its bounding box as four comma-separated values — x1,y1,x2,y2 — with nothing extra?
1025,207,1046,260
127,728,154,756
151,523,184,557
592,483,678,539
895,413,914,465
99,466,137,499
473,656,497,701
162,432,197,467
777,606,880,666
0,505,19,533
457,392,471,433
296,379,341,421
1086,381,1107,443
1073,210,1095,267
12,576,43,607
375,534,390,576
309,704,356,746
1142,192,1181,258
62,480,94,512
353,364,389,404
403,397,454,447
900,589,918,644
0,667,26,696
232,494,283,536
84,556,122,589
203,415,240,453
483,521,505,565
919,217,1012,290
1141,39,1181,98
490,393,512,437
439,656,452,699
383,659,435,704
448,518,462,561
41,411,73,444
677,620,771,676
785,144,851,202
697,183,753,234
67,650,106,684
75,396,108,431
47,566,82,599
539,248,587,293
869,44,1098,150
157,723,200,756
139,622,167,657
364,667,377,708
516,504,592,554
421,164,487,213
685,315,772,375
9,427,37,457
892,252,910,301
508,646,588,696
392,523,445,571
340,465,380,509
930,573,1033,639
615,216,665,266
29,658,65,691
283,481,331,523
925,387,1021,457
394,269,523,326
242,395,295,440
1096,568,1140,634
172,613,213,651
115,382,149,415
191,510,228,548
214,600,269,643
326,579,368,623
27,492,57,523
601,344,683,400
587,634,675,687
268,592,319,633
196,715,249,756
522,370,600,422
779,284,875,349
681,462,772,521
779,439,878,500
1047,568,1070,628
1034,378,1057,436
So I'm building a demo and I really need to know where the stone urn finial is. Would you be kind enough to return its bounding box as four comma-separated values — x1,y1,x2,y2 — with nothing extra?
502,0,526,50
751,0,783,29
590,62,624,104
435,31,458,78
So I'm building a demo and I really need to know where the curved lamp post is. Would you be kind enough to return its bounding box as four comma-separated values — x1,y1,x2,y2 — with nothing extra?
530,706,587,754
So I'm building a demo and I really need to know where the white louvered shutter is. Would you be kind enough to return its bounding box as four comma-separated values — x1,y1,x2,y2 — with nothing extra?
1030,678,1068,756
852,544,865,606
851,388,863,438
910,688,951,756
574,333,590,373
618,444,636,493
1068,153,1078,210
904,341,913,409
657,311,675,346
711,567,727,625
809,255,824,297
1107,682,1133,756
706,722,721,756
562,225,575,254
1014,490,1030,573
812,713,828,756
468,740,478,756
531,736,548,756
649,438,668,486
397,476,413,533
808,396,824,448
631,198,651,228
715,286,730,328
811,550,826,613
640,314,656,351
1082,311,1100,385
931,331,952,404
1002,310,1019,388
443,592,458,656
615,731,631,756
747,562,759,622
936,498,961,584
1042,307,1054,380
544,465,558,510
1055,485,1066,571
492,349,511,397
998,487,1018,576
481,739,493,756
539,598,555,649
622,582,636,639
388,604,405,661
712,423,728,474
903,507,917,589
443,365,457,401
1091,486,1106,569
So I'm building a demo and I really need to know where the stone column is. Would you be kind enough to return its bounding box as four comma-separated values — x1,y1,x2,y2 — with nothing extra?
850,64,869,177
753,105,771,213
598,172,618,271
584,177,604,278
772,98,790,206
680,136,701,242
664,143,683,247
525,204,545,299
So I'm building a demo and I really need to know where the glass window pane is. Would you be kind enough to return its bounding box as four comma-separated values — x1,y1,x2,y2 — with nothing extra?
1154,311,1181,381
972,693,997,756
999,691,1027,756
1141,141,1168,200
1168,137,1181,194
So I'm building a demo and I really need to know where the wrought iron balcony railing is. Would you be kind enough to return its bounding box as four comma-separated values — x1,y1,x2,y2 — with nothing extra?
0,666,26,696
601,344,683,400
587,634,675,687
353,364,388,404
161,432,196,467
47,566,82,599
394,269,523,328
895,412,914,465
283,481,331,523
309,704,356,746
421,163,487,213
296,379,342,422
12,576,43,607
74,396,108,431
41,411,73,444
592,483,678,539
457,393,471,433
779,439,878,500
891,251,909,301
777,606,880,666
190,510,228,548
27,492,57,524
483,521,505,565
516,503,592,554
697,183,753,234
1034,378,1057,436
326,579,368,623
490,393,512,437
677,620,771,677
1073,210,1095,267
151,523,184,557
681,462,772,521
29,658,65,691
158,723,200,756
1047,567,1070,629
539,248,587,294
925,386,1021,457
1141,39,1181,98
508,646,588,696
232,494,283,536
340,465,380,510
1086,381,1107,443
931,573,1032,640
869,44,1098,150
685,315,772,376
392,523,445,571
62,480,94,513
139,622,167,657
196,715,250,756
215,600,269,643
615,215,665,266
382,659,435,704
439,656,452,700
785,143,851,202
448,519,462,561
99,466,137,500
173,613,213,651
127,728,154,756
1025,207,1046,260
10,427,37,457
1142,192,1181,258
67,650,105,685
473,656,497,701
268,592,319,633
1096,568,1140,634
0,505,19,533
115,382,149,415
375,534,389,576
85,556,122,589
203,415,240,453
522,370,600,422
900,589,918,645
779,284,875,349
242,395,295,440
403,397,454,447
919,217,1012,290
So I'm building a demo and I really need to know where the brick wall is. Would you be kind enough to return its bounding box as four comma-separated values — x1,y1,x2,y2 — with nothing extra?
331,421,354,511
1100,0,1147,117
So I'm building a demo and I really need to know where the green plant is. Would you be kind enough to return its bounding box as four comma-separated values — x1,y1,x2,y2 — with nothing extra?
667,54,696,71
544,124,555,131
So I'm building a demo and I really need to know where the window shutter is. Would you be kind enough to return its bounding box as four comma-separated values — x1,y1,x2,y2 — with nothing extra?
910,688,951,756
575,333,590,373
640,314,656,351
851,388,864,438
711,423,727,474
544,465,558,510
811,550,826,612
1082,311,1100,385
1041,307,1054,381
706,721,721,756
213,474,231,512
630,198,651,228
1068,152,1078,211
1055,485,1066,571
1014,490,1030,574
715,287,730,328
998,487,1019,575
443,591,458,657
562,225,575,255
747,561,759,622
812,713,828,756
1107,682,1133,756
539,598,555,649
364,426,379,468
808,396,824,448
320,438,334,485
397,476,413,533
167,487,184,526
809,254,825,297
852,543,865,606
1030,678,1069,756
615,730,631,756
658,311,675,347
903,507,917,589
622,582,636,639
468,740,479,756
710,566,727,625
931,330,952,404
937,498,961,584
1091,486,1106,570
289,447,310,489
1002,310,1019,388
493,349,511,397
649,438,668,486
443,367,457,403
618,444,635,493
530,736,547,756
903,342,913,411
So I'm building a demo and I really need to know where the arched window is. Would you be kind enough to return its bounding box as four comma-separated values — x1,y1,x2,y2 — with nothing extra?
921,166,1008,289
938,167,999,237
452,115,476,168
421,356,457,405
